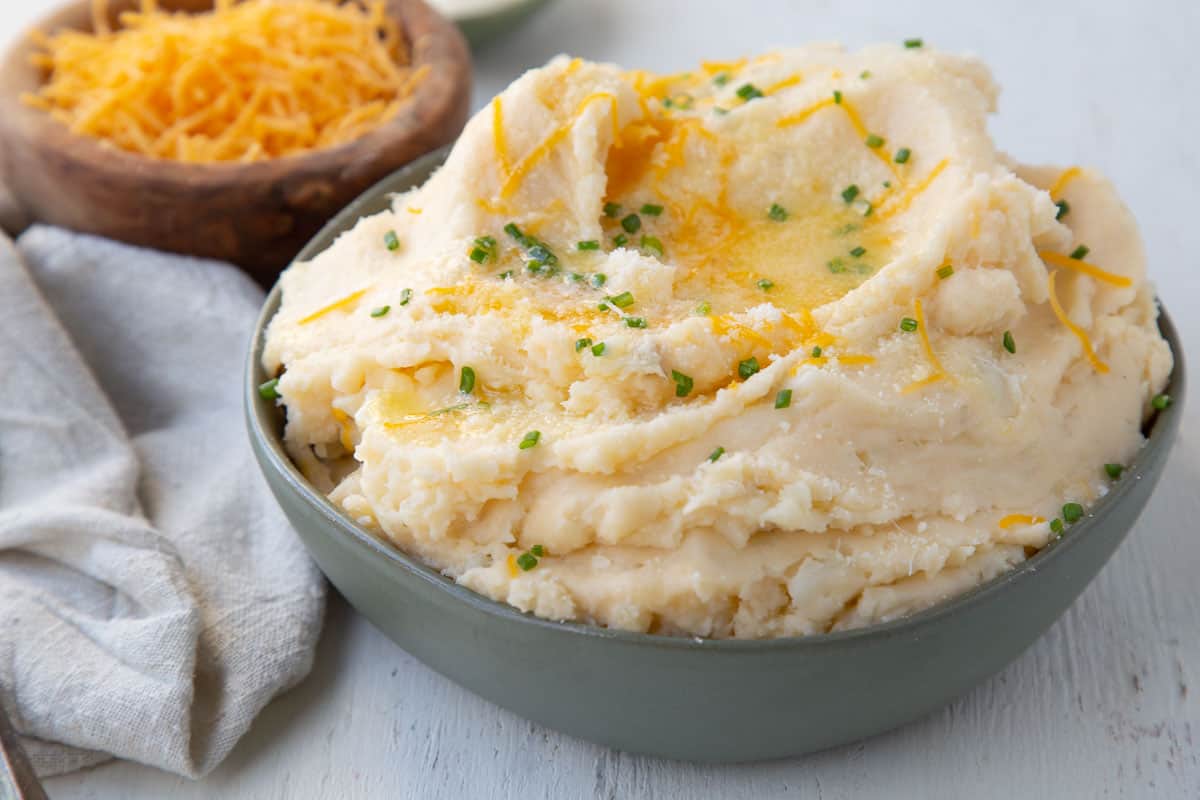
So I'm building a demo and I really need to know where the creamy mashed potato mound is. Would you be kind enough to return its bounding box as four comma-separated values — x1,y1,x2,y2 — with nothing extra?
264,45,1172,638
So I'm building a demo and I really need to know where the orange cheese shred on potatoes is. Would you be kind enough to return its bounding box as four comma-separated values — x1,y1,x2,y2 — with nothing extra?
23,0,428,163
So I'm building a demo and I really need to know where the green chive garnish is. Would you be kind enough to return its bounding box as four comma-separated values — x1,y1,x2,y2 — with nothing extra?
578,240,601,251
861,203,874,217
575,337,592,352
811,346,822,357
591,273,607,288
641,203,664,216
1104,463,1124,480
503,222,523,240
841,184,860,203
1050,518,1064,535
1152,393,1172,410
603,202,621,218
894,147,911,164
1070,244,1090,260
827,258,847,274
469,246,489,263
608,291,635,309
591,342,606,356
833,90,843,104
621,213,642,234
775,389,792,409
708,446,725,462
384,230,400,251
695,301,711,316
738,357,760,380
459,366,476,394
1055,200,1070,220
904,38,923,48
850,246,866,258
519,431,541,450
713,72,731,87
641,236,664,257
672,369,694,397
625,317,648,328
768,203,788,222
613,234,628,247
530,544,546,557
757,278,775,291
498,271,514,280
399,288,413,306
936,264,954,279
516,552,538,571
900,317,918,332
258,378,280,400
865,133,885,148
568,272,584,283
1003,330,1016,354
370,305,391,318
860,70,872,79
736,83,763,101
1062,502,1084,524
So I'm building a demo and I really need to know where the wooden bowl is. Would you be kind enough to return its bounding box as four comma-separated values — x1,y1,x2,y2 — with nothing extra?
0,0,471,283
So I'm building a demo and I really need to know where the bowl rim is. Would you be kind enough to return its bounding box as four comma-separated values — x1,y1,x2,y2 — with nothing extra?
246,155,1187,652
0,0,468,185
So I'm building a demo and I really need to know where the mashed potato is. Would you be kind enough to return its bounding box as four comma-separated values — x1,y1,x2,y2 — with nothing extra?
263,45,1172,638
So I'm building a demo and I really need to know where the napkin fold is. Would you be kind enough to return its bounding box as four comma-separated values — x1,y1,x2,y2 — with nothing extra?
0,226,325,778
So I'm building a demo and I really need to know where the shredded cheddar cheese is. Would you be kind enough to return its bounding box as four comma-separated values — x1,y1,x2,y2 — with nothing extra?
298,288,369,325
1048,166,1083,199
902,298,946,393
998,514,1046,529
1046,270,1109,373
1039,250,1133,288
26,0,426,163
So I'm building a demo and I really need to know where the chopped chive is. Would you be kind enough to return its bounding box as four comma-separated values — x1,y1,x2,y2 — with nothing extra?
833,90,843,104
865,133,885,149
936,264,954,279
515,552,538,571
519,430,541,450
1069,244,1090,260
475,235,496,249
591,273,607,288
1003,330,1016,354
757,278,775,291
736,83,764,101
603,202,621,218
384,230,400,251
860,70,872,79
258,378,280,400
775,389,792,409
575,337,592,352
841,184,860,203
370,305,391,318
1104,463,1124,480
591,342,607,356
827,258,848,274
640,235,664,258
695,301,712,316
894,147,911,164
608,291,635,309
835,222,860,236
641,203,664,216
578,240,601,251
625,317,648,328
708,446,726,462
1151,393,1172,410
713,106,730,116
861,202,875,217
568,272,584,283
498,271,513,280
503,222,522,240
530,544,546,557
904,38,923,48
399,288,413,306
1055,200,1070,220
613,233,628,247
811,346,822,357
900,317,918,332
768,203,789,222
469,246,489,263
1062,502,1084,524
738,357,760,380
459,366,476,394
883,181,892,188
850,246,867,258
671,369,694,397
621,213,642,234
1049,518,1064,535
713,72,731,86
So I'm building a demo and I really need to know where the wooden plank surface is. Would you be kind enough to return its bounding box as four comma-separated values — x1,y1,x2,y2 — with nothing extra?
0,0,1194,797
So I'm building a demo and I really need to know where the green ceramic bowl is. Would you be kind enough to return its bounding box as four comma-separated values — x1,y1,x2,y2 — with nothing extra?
245,149,1185,762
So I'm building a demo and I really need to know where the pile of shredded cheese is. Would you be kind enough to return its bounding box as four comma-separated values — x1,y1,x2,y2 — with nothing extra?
22,0,429,163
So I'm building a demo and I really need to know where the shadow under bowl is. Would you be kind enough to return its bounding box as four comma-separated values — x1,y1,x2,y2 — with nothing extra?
245,149,1186,762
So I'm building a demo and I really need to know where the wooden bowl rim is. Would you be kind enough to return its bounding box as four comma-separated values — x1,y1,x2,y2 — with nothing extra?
0,0,470,189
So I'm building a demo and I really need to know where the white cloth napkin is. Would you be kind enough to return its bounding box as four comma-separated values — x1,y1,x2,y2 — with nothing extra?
0,226,326,778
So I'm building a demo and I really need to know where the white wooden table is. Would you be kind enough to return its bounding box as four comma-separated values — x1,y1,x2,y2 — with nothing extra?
2,1,1196,797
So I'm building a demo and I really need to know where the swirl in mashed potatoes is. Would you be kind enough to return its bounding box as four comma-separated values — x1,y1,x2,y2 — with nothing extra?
264,45,1172,638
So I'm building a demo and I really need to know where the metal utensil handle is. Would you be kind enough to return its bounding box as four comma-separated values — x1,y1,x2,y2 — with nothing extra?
0,701,47,800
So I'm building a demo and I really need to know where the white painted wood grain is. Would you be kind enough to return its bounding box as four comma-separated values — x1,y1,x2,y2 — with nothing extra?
1,0,1194,796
